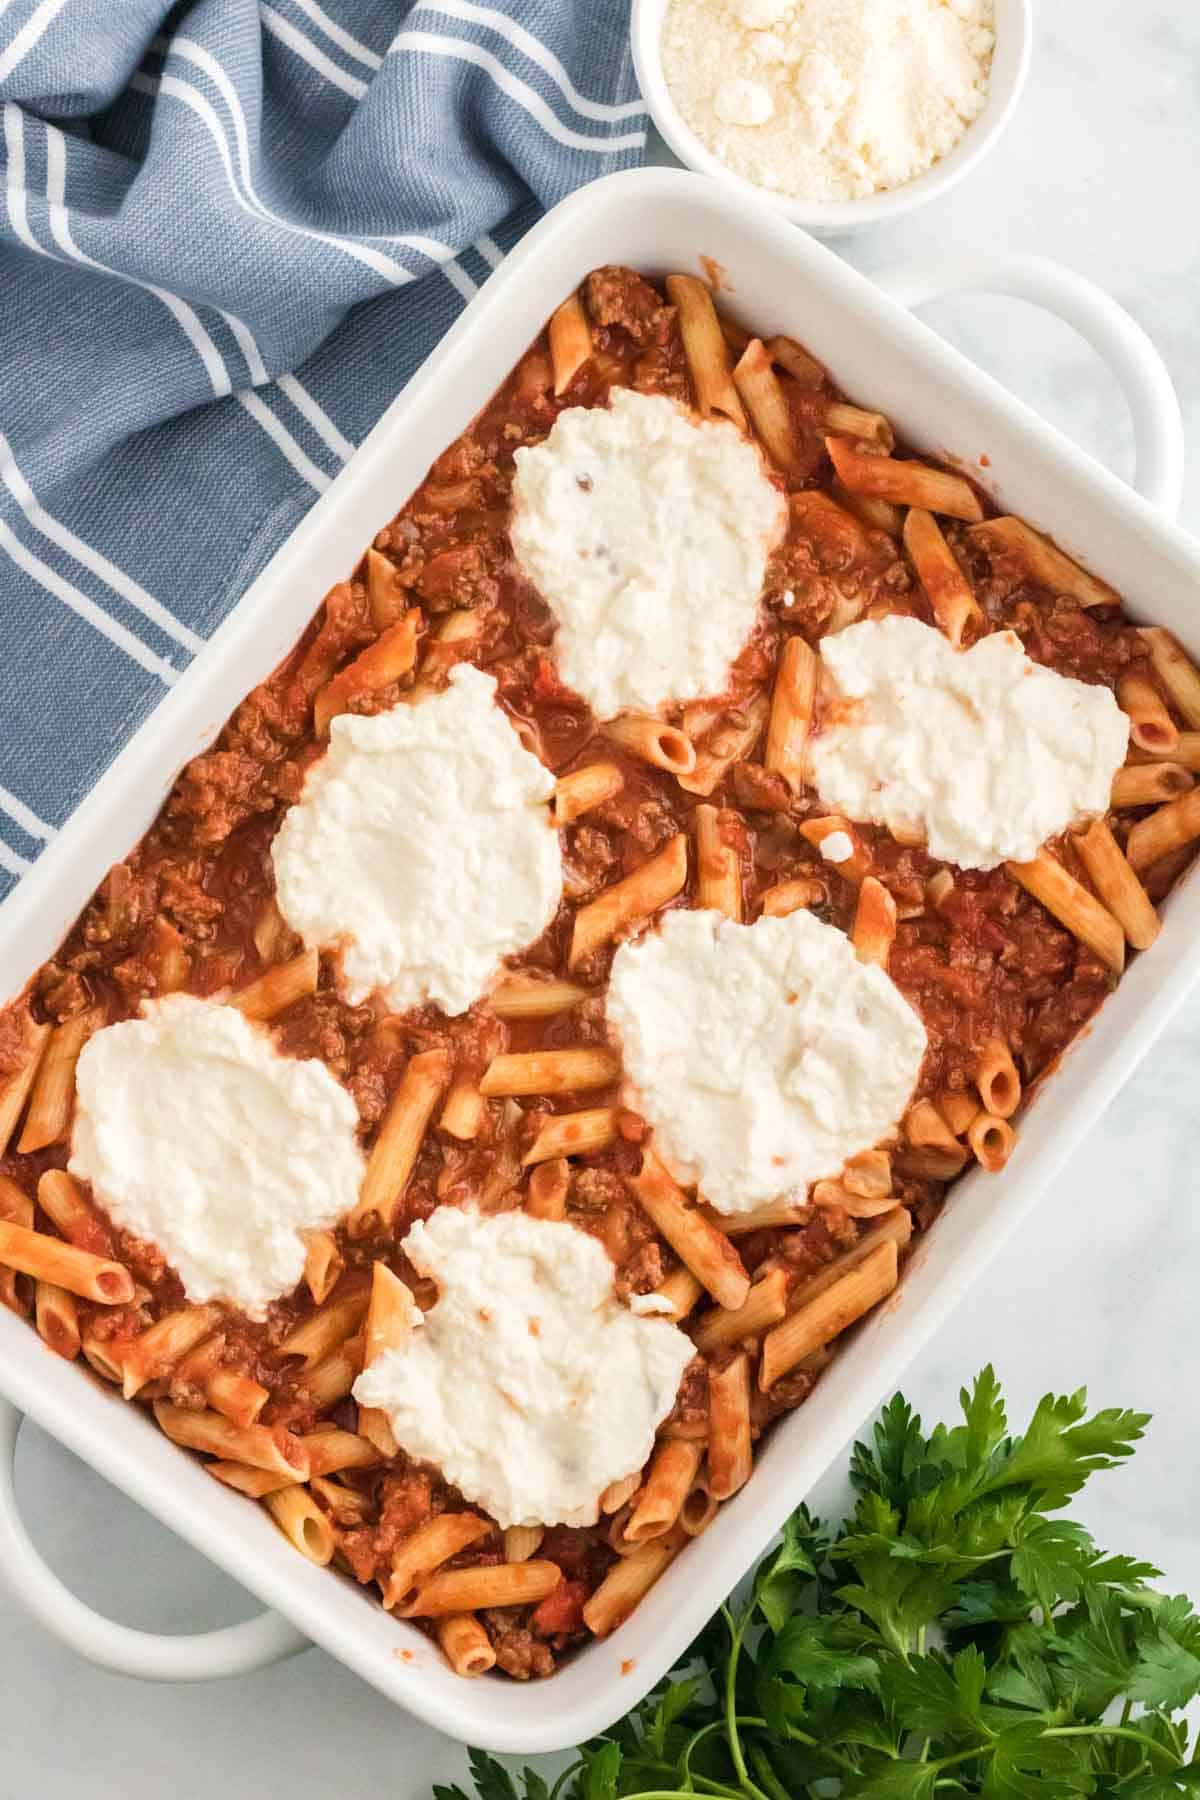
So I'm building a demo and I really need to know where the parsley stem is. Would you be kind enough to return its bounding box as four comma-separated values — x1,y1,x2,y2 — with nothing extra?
721,1607,771,1800
1043,1725,1179,1768
748,1742,792,1800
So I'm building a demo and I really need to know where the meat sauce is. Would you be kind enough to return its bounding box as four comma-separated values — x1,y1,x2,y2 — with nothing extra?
0,267,1188,1679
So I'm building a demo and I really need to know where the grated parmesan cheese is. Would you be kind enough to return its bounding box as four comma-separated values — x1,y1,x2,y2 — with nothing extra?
659,0,995,203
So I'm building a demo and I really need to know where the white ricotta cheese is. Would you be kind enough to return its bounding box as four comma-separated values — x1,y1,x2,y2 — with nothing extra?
271,664,562,1017
70,995,365,1317
810,616,1130,870
659,0,995,204
353,1208,694,1528
510,388,785,719
606,908,927,1215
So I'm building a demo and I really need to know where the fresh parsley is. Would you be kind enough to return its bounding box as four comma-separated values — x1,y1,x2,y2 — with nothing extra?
434,1368,1200,1799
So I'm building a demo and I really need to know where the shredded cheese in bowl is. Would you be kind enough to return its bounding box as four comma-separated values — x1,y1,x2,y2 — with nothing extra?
658,0,996,204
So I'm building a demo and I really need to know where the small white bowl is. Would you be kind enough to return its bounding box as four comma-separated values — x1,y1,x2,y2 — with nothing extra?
630,0,1032,236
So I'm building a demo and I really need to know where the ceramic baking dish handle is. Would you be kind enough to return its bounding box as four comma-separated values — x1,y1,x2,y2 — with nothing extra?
0,1398,309,1679
872,253,1185,517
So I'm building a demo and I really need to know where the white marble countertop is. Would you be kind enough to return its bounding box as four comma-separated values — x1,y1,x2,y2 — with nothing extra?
2,4,1197,1794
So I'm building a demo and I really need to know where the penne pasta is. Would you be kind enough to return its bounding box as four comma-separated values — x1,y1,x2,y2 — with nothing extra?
35,1169,104,1250
831,478,904,537
764,635,818,791
548,292,593,395
732,338,800,470
763,334,825,387
666,274,746,428
35,1280,81,1361
0,1178,33,1318
17,1005,103,1153
364,547,406,630
521,1107,617,1165
1125,789,1200,873
1006,850,1125,973
799,814,871,884
410,608,484,698
759,876,825,918
679,1481,719,1537
488,973,590,1020
825,438,984,522
851,875,897,967
677,694,769,798
966,516,1119,608
230,947,319,1022
0,1014,49,1157
937,1089,981,1138
303,1230,343,1307
80,1323,124,1383
1141,627,1200,729
350,1049,452,1237
603,714,696,776
264,1485,336,1566
436,1612,497,1678
630,1150,750,1312
905,1097,960,1152
692,1266,789,1354
302,1429,382,1478
313,613,420,737
895,1144,968,1180
902,507,983,648
277,1277,370,1367
842,1149,891,1199
600,1472,641,1515
206,1461,296,1499
649,1264,705,1322
382,1512,493,1611
789,1208,912,1312
760,1237,898,1390
480,1047,620,1098
438,1075,486,1141
298,1333,364,1410
582,1525,687,1637
364,1261,420,1363
309,1475,369,1525
811,1179,897,1220
400,1559,563,1620
553,762,625,825
624,1439,703,1542
706,1353,753,1500
568,834,688,969
153,1403,309,1479
966,1111,1016,1173
1117,673,1178,754
1111,762,1193,808
356,1403,399,1461
1074,818,1161,951
974,1039,1021,1119
825,402,894,450
252,895,292,966
504,1524,545,1564
703,1197,809,1237
525,1157,569,1221
0,1220,132,1303
121,1305,220,1398
693,805,743,921
147,914,191,993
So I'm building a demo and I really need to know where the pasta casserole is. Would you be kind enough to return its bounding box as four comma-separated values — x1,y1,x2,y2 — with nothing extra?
1,265,1198,1682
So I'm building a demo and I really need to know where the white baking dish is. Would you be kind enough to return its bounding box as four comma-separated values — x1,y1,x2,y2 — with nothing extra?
0,168,1195,1756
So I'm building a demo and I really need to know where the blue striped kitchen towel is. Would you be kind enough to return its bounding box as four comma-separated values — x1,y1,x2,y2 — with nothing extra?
0,0,646,901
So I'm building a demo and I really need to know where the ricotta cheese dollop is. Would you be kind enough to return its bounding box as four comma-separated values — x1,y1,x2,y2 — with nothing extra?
510,388,786,718
811,617,1130,870
352,1207,695,1528
271,664,562,1016
606,908,927,1215
70,995,365,1317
